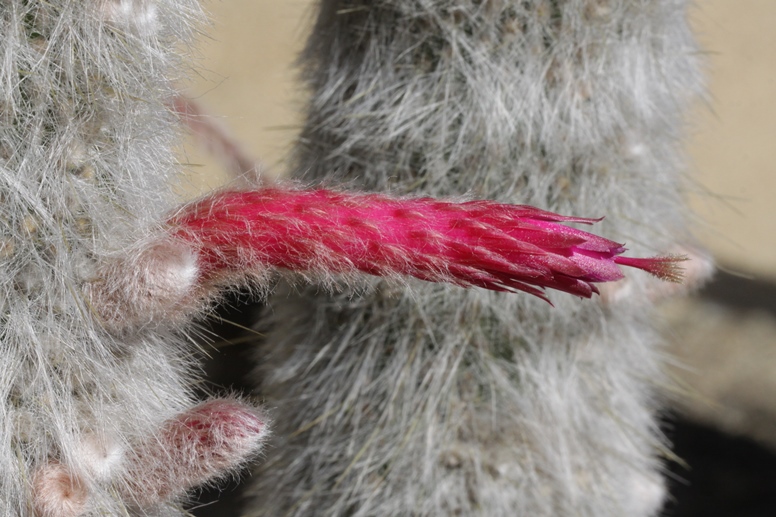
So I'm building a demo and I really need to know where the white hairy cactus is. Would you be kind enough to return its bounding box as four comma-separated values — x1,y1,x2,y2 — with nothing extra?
246,1,708,516
0,1,269,515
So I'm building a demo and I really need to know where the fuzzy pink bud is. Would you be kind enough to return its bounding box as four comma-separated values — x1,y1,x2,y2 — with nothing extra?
32,463,89,517
122,399,268,508
171,188,684,301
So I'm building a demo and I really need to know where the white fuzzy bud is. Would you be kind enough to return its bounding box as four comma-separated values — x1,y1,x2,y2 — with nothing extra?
84,239,201,332
77,432,125,481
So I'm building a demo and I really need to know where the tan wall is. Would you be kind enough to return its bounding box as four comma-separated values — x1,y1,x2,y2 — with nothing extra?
688,1,776,281
184,0,776,281
181,0,314,192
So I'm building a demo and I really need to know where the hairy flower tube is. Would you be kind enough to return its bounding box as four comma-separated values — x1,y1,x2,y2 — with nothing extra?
171,187,683,301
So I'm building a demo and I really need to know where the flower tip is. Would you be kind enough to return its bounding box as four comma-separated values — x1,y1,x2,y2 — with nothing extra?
614,255,687,283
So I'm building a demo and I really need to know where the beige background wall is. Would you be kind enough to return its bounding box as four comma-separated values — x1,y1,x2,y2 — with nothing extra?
688,1,776,281
181,0,313,191
183,0,776,282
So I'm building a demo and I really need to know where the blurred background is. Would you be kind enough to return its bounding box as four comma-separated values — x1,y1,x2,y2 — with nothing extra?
182,1,776,515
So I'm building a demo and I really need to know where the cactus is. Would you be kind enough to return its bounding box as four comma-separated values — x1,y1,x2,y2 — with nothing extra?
0,1,269,515
246,1,707,516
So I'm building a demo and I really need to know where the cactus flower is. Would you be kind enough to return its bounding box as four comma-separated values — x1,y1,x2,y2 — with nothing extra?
171,188,682,301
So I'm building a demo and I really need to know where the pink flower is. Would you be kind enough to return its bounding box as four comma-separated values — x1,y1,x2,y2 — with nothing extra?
170,188,683,301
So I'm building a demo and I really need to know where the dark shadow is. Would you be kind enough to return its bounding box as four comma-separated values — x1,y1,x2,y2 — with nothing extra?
665,418,776,517
700,270,776,317
187,289,264,516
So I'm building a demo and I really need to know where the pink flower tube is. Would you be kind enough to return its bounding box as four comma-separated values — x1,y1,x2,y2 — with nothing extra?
170,188,683,301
